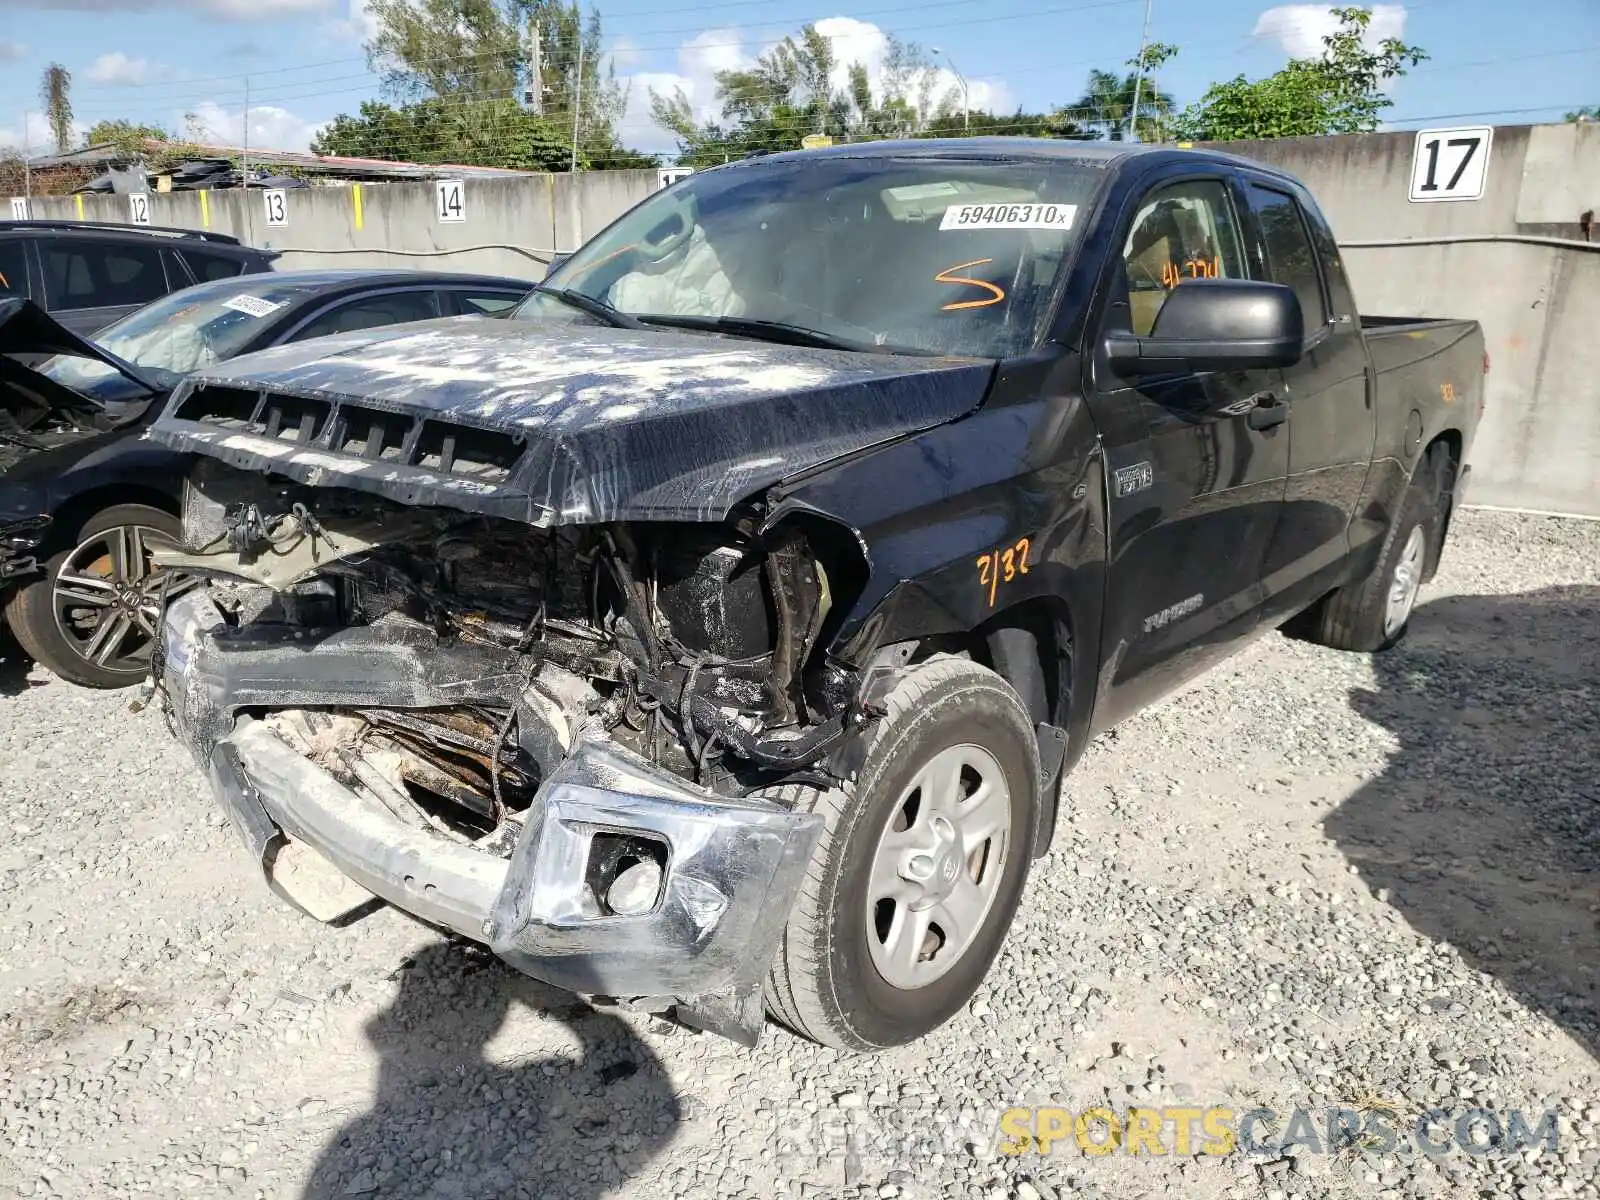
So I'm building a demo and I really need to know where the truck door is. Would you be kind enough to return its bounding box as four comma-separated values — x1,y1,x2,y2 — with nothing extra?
1239,179,1377,620
1084,173,1291,731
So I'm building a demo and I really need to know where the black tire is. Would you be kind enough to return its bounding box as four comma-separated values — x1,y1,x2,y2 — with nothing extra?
1294,479,1435,653
764,656,1040,1051
2,503,181,689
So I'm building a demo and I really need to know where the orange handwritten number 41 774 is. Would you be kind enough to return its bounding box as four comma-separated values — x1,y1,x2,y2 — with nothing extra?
976,537,1032,608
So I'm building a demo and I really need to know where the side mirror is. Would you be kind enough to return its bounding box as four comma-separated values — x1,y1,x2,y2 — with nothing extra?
1106,279,1304,376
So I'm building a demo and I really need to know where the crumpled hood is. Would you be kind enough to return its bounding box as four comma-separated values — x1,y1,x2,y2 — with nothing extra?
148,317,996,525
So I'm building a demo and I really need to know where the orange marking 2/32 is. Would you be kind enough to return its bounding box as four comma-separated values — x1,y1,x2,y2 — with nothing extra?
936,259,1007,311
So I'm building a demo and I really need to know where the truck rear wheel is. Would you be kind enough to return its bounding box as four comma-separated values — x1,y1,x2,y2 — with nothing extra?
764,656,1040,1050
1294,478,1435,653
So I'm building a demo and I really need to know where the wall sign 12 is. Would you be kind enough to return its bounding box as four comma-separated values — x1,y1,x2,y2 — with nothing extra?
436,179,466,223
129,192,152,225
1408,126,1492,203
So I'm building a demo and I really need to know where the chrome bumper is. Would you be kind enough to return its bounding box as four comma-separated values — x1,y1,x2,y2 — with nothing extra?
161,591,822,1044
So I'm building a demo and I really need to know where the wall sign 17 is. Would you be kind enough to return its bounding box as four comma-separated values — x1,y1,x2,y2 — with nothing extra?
1408,126,1492,203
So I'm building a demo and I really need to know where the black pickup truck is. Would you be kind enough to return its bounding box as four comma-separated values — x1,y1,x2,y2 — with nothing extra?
144,140,1484,1051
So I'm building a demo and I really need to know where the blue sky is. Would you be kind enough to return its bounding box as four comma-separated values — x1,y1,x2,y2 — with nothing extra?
0,0,1594,158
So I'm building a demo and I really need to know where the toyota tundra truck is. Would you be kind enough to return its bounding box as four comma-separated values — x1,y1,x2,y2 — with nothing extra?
141,140,1485,1051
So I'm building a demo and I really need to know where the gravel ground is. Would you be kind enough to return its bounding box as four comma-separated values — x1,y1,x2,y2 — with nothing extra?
1,507,1597,1200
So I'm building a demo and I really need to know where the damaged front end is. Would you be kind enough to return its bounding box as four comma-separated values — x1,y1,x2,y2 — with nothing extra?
153,460,879,1044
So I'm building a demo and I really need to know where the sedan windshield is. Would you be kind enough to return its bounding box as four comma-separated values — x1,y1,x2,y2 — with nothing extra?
38,280,308,395
513,155,1109,358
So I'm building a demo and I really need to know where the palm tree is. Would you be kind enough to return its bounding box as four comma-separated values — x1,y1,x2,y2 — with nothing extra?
39,64,73,154
1072,42,1178,141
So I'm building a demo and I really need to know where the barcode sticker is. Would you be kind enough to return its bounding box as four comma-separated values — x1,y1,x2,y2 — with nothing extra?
222,295,284,319
940,202,1078,231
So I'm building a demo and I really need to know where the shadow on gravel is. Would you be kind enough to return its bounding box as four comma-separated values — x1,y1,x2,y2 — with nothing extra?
0,626,38,697
302,939,683,1200
1326,585,1600,1061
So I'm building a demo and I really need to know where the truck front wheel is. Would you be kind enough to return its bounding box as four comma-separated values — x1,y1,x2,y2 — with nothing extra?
764,656,1040,1050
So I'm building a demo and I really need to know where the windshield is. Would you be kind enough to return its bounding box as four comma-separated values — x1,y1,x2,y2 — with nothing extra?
514,155,1108,358
38,280,308,394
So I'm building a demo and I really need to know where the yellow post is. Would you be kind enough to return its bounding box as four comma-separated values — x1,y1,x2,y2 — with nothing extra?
352,183,364,232
74,194,84,219
199,189,210,228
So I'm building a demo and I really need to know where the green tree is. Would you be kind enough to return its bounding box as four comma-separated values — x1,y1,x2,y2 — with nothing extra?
1173,6,1427,141
84,119,170,154
39,63,73,154
347,0,650,168
312,98,578,171
1567,105,1598,122
1070,42,1178,141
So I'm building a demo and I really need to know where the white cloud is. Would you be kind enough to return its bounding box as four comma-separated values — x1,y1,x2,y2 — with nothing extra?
0,40,27,61
86,51,154,85
1254,3,1408,59
183,99,326,151
0,111,89,153
325,0,379,43
0,0,335,17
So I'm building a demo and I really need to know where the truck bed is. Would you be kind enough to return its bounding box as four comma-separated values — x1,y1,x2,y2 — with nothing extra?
1361,315,1486,412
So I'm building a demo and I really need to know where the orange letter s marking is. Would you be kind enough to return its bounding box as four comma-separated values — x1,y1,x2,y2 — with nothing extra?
936,259,1007,311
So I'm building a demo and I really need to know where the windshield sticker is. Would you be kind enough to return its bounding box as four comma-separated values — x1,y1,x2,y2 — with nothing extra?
885,181,963,202
941,202,1077,232
222,294,285,319
935,259,1007,312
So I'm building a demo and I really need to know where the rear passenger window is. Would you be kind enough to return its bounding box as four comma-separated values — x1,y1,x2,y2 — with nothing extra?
456,292,523,315
1119,180,1247,337
0,241,26,299
183,250,246,282
289,291,440,341
44,242,168,309
1247,185,1327,330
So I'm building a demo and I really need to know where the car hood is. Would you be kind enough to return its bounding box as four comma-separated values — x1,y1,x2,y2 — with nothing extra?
148,317,997,525
2,298,162,482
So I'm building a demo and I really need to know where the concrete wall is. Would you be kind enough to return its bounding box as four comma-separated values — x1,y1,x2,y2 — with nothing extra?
16,126,1599,514
1210,123,1598,516
21,170,659,282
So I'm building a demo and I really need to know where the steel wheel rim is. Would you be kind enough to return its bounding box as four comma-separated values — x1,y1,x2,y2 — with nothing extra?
1384,525,1427,638
51,523,194,675
865,742,1012,990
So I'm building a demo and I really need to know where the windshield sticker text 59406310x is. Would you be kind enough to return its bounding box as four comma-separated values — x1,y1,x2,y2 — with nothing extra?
941,203,1078,232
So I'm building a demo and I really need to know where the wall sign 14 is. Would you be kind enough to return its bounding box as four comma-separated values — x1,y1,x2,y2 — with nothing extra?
436,179,466,223
1408,126,1492,203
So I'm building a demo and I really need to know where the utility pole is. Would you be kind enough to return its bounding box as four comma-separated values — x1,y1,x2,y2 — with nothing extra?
526,20,544,114
241,75,251,185
570,28,584,172
931,49,970,133
1127,0,1154,142
22,110,31,199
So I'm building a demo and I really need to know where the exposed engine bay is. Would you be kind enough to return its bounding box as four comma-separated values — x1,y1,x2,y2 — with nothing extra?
155,460,869,856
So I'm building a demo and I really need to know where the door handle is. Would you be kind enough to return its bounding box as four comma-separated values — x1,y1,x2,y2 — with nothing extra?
1246,395,1289,430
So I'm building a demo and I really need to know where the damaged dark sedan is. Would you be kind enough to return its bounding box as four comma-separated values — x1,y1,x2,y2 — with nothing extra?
145,141,1482,1050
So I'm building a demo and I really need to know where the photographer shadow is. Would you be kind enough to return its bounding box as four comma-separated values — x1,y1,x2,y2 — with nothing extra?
1324,585,1600,1060
302,939,684,1199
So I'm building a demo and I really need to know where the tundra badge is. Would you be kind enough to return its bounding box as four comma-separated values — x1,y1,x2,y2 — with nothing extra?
1113,461,1155,497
